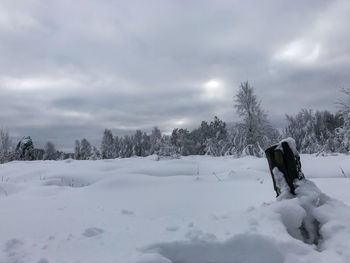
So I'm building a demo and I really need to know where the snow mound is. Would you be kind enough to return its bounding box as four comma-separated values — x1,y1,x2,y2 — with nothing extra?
138,178,350,263
146,234,284,263
249,179,350,262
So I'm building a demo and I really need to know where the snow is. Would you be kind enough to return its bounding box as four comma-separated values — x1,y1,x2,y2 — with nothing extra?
272,167,291,199
1,154,350,262
276,137,299,156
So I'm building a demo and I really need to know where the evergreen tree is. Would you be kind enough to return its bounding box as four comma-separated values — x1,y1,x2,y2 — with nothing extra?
170,128,195,156
80,138,92,160
133,130,143,156
33,148,45,160
158,135,179,159
74,140,81,160
101,129,115,159
15,136,35,161
90,146,101,160
204,117,228,156
120,135,133,158
0,128,11,163
113,136,120,158
141,132,151,156
150,126,162,154
191,121,211,155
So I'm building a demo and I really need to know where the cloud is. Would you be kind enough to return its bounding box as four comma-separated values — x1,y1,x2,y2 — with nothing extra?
0,0,349,150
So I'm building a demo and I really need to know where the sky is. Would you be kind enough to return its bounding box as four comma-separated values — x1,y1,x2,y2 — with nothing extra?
0,0,350,151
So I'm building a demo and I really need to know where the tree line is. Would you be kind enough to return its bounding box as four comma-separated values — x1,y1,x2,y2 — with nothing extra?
1,82,349,163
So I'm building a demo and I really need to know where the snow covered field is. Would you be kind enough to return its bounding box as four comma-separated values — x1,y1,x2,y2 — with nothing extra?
1,155,350,263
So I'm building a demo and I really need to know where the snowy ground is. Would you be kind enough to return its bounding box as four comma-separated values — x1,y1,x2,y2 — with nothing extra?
1,154,350,263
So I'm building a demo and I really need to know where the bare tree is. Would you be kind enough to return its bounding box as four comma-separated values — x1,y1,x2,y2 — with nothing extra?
234,81,278,156
336,88,350,115
44,141,57,160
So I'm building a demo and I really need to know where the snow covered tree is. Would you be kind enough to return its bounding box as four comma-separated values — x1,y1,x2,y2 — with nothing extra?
204,116,228,156
57,151,67,160
43,141,57,160
132,130,143,156
314,110,342,153
150,126,162,154
141,132,151,156
90,146,101,160
14,136,35,161
284,109,342,154
113,135,120,158
234,81,278,156
33,148,44,160
334,119,350,153
74,140,81,160
223,127,239,156
191,121,211,155
171,128,195,156
80,138,92,160
158,135,179,159
101,129,114,159
285,109,317,153
0,128,11,163
120,135,133,158
334,88,350,153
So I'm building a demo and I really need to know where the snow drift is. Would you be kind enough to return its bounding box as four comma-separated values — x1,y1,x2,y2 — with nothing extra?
1,155,350,262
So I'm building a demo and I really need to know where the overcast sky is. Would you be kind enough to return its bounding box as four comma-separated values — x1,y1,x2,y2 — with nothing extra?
1,0,349,151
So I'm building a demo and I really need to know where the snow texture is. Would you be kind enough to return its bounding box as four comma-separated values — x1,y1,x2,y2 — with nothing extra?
1,155,350,262
272,167,292,199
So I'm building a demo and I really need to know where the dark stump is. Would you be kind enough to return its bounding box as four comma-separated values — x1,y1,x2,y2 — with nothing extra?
265,140,304,197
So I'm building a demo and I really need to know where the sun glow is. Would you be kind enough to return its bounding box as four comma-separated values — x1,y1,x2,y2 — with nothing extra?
202,79,225,100
206,80,220,88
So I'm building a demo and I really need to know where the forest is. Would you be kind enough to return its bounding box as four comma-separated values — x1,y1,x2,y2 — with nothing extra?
1,82,349,163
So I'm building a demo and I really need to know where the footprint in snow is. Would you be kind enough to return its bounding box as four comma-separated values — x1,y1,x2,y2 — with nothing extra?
166,226,179,232
121,209,134,215
4,239,26,262
83,227,104,237
188,222,194,228
37,258,49,263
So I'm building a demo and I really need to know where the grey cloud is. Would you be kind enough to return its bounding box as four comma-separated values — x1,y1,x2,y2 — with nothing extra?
0,0,349,150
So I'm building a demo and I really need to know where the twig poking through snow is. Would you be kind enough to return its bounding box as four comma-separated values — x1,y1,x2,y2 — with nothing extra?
194,162,200,180
0,186,8,196
340,166,347,178
212,172,222,182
